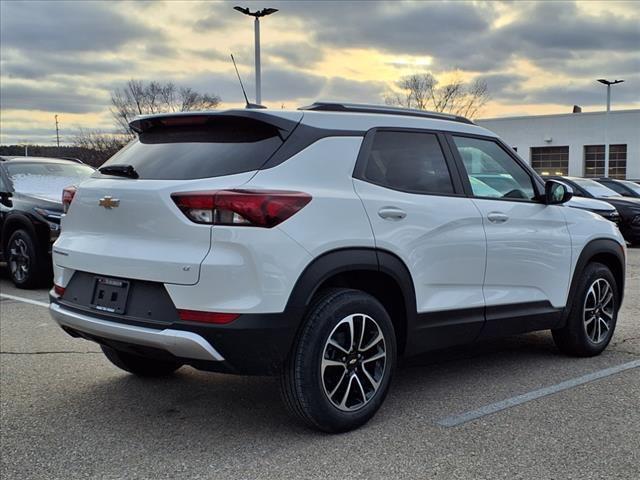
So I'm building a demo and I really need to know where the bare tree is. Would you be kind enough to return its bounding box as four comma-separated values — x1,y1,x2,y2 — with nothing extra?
385,73,437,110
72,129,130,165
111,80,221,134
459,78,490,118
386,73,490,119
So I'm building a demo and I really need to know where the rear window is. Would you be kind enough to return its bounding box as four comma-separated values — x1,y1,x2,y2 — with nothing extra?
361,131,454,195
6,162,95,200
101,117,284,180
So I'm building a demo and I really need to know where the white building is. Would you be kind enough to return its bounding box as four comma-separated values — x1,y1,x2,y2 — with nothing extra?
477,109,639,179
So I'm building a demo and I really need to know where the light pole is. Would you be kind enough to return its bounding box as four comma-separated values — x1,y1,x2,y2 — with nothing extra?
234,6,278,105
597,79,624,178
55,114,60,149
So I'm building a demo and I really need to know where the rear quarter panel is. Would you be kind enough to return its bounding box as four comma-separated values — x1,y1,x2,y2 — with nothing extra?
168,136,373,314
246,136,374,256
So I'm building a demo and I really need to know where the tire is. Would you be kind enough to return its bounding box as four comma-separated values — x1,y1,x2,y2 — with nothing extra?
6,229,48,289
552,262,619,357
280,288,397,433
101,345,182,377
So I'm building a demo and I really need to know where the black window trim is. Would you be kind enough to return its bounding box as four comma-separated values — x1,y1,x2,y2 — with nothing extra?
443,131,547,204
352,127,466,198
261,123,365,170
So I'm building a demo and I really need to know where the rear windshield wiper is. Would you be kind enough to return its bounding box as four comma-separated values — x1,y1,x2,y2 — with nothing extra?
99,164,139,179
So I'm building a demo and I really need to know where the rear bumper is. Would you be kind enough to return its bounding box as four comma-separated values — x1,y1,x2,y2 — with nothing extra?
49,296,303,375
50,302,225,362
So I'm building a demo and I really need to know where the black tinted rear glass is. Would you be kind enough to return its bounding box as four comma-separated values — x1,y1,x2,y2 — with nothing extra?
363,131,454,195
101,117,284,180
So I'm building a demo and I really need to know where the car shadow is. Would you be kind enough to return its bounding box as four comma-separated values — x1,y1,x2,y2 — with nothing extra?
0,263,10,279
52,330,585,442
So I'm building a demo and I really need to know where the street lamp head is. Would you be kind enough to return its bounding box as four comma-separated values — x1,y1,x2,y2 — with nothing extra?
259,8,278,16
234,6,250,15
597,79,625,86
234,6,278,17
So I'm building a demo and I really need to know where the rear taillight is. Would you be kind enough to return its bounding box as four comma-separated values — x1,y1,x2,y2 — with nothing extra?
178,309,239,324
62,186,77,213
53,284,65,297
171,190,311,228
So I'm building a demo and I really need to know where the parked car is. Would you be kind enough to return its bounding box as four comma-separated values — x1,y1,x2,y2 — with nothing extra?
49,103,626,432
549,176,640,245
566,196,620,224
0,157,95,287
594,177,640,198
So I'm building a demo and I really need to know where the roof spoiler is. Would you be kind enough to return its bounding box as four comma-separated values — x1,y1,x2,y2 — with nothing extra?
128,111,297,135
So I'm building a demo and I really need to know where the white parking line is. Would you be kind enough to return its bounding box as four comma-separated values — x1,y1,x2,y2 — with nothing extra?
437,359,640,427
0,293,49,308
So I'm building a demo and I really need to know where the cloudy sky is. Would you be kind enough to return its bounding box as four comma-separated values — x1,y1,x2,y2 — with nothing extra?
1,0,639,145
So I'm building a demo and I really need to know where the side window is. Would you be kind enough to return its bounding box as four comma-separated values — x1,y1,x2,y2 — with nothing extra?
599,181,627,196
362,131,454,195
0,172,8,192
453,136,536,201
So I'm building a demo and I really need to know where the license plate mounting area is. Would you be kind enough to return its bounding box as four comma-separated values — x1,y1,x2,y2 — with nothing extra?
90,277,130,314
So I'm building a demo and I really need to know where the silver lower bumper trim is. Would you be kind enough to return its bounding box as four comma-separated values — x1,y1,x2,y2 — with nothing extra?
49,302,224,362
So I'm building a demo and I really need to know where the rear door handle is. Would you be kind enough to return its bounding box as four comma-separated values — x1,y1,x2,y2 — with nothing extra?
487,212,509,224
378,207,406,221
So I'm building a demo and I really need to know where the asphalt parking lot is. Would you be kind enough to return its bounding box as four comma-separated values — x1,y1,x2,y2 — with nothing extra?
1,251,638,480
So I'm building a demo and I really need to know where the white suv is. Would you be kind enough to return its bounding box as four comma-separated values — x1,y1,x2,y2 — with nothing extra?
49,103,626,432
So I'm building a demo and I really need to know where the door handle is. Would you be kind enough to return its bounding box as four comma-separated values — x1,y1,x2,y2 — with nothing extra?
487,212,509,224
378,207,406,221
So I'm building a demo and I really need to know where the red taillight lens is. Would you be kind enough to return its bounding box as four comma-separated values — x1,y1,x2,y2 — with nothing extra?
178,309,239,324
171,190,311,228
62,186,77,213
53,284,65,297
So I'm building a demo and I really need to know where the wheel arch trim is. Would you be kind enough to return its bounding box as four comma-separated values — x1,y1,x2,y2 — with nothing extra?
284,247,417,352
564,238,626,322
2,212,44,250
285,247,416,311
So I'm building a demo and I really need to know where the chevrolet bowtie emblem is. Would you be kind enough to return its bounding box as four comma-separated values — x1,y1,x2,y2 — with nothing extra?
98,196,120,209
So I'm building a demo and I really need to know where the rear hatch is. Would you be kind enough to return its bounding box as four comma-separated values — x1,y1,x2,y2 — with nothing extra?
53,111,302,285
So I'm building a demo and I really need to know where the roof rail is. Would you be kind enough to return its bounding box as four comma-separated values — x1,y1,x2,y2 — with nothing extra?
299,102,474,124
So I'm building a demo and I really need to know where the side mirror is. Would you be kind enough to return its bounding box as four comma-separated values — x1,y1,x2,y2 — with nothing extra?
545,180,572,205
0,191,12,207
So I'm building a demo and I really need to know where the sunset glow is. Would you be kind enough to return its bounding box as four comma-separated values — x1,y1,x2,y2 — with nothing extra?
1,0,638,144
